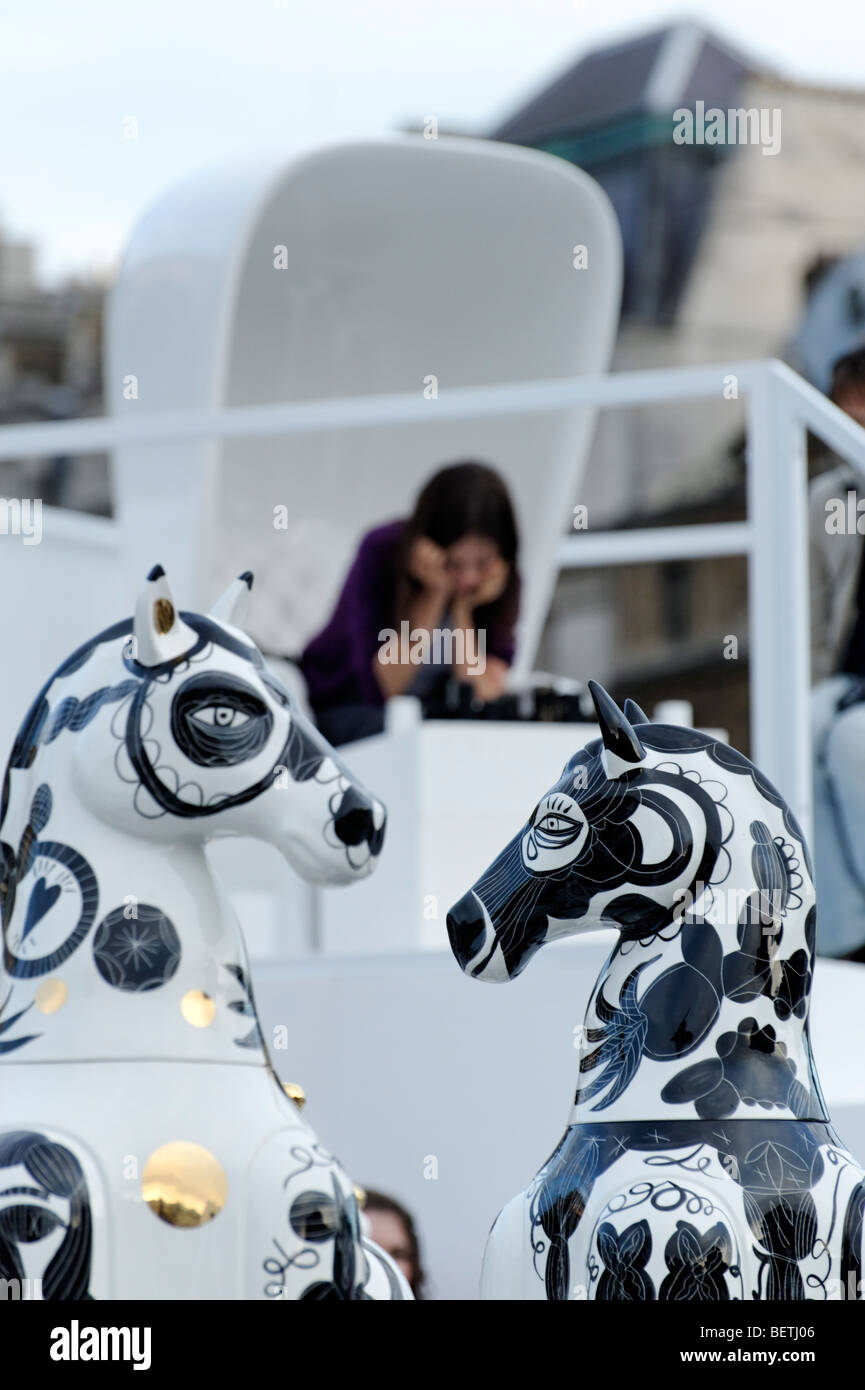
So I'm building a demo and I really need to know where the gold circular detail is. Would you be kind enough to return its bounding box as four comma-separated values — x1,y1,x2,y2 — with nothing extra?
142,1141,227,1227
34,978,68,1014
153,597,175,634
181,990,215,1027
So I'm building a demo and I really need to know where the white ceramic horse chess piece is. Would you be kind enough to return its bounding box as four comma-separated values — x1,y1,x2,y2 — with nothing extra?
0,567,411,1300
447,681,865,1301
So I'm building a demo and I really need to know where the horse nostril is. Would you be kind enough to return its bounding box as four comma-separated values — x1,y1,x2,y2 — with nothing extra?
369,800,386,855
446,891,487,969
334,785,385,853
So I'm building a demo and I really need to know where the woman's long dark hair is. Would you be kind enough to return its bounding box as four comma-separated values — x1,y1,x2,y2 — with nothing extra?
395,462,520,640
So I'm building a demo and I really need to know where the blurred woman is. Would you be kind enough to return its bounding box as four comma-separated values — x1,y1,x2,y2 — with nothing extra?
362,1189,427,1299
300,461,520,745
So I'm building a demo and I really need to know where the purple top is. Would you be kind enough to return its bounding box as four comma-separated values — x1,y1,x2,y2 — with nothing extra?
300,518,518,711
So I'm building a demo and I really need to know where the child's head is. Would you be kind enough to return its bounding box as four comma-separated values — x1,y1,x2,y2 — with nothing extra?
830,344,865,428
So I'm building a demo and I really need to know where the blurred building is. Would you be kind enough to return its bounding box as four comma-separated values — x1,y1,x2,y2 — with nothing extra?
493,20,865,748
0,227,108,514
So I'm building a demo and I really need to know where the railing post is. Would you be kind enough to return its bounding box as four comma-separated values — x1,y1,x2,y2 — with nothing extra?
745,365,812,842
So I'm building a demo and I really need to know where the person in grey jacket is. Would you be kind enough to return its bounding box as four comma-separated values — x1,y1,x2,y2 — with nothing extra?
810,344,865,959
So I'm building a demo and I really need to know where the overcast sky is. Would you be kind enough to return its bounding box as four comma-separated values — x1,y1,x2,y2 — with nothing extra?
2,0,864,285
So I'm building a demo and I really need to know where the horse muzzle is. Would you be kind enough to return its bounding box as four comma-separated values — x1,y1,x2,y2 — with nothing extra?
332,785,386,860
446,890,509,981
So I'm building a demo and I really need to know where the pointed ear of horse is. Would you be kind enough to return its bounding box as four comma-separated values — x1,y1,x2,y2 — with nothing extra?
210,571,253,629
623,697,651,726
132,565,198,667
588,679,647,779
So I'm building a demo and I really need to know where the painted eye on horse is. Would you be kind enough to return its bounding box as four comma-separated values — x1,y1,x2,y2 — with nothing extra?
170,675,274,767
535,813,583,843
191,706,249,729
0,569,410,1303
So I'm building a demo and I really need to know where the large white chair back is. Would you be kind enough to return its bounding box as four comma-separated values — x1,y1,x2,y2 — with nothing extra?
106,135,622,671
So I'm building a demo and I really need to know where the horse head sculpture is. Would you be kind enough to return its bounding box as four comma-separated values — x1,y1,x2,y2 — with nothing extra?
448,681,865,1301
0,568,409,1300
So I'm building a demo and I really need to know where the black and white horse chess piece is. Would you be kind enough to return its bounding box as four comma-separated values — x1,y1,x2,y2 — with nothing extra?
447,681,865,1300
0,566,410,1300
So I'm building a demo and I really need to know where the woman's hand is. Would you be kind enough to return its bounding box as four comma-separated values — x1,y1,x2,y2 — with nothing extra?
461,555,510,611
373,542,451,698
409,537,452,596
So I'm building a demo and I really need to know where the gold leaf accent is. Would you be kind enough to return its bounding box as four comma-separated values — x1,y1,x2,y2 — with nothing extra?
143,1141,228,1227
153,597,175,635
181,990,215,1027
35,978,68,1014
282,1081,306,1110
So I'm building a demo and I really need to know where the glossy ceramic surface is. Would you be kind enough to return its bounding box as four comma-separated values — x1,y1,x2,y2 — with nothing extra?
447,682,865,1300
0,568,410,1300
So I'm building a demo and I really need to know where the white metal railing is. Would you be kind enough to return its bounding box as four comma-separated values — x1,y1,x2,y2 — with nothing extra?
2,356,865,839
557,359,865,844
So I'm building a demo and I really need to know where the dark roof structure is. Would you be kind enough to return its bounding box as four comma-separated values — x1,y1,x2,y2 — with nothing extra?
490,22,755,323
492,22,751,150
